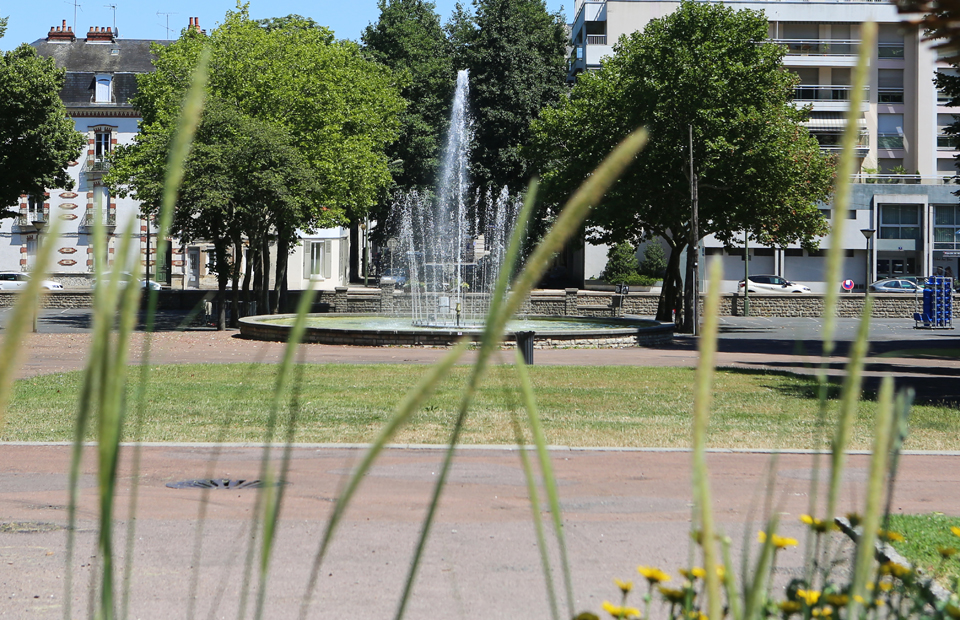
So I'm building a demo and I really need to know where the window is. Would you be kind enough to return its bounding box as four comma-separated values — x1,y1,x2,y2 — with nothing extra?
934,204,960,249
938,114,958,149
879,204,921,240
306,240,332,279
938,69,958,104
878,70,904,103
95,131,111,161
94,74,112,103
878,115,904,149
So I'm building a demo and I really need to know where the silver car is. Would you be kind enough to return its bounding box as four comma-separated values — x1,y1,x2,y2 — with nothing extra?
737,274,811,294
868,278,923,293
0,272,63,290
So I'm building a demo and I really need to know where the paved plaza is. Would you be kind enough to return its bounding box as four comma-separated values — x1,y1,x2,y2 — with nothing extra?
1,313,959,617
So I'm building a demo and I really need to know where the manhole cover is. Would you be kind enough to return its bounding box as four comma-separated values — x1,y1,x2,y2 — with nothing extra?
165,479,275,490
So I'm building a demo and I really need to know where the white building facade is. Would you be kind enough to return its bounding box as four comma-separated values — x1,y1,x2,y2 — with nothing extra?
569,0,958,292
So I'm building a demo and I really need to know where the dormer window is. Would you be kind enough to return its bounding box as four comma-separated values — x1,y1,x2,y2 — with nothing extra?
95,74,112,103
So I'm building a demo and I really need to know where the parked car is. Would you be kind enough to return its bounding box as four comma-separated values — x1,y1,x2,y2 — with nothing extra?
737,275,811,294
93,272,161,291
869,278,924,293
0,272,63,290
378,267,409,288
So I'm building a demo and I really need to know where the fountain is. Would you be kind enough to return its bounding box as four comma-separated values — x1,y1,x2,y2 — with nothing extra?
398,70,519,328
239,70,671,348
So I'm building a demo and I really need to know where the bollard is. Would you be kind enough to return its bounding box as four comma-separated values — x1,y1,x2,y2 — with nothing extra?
515,331,535,365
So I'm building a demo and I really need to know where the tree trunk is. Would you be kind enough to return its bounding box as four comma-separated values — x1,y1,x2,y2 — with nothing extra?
243,242,256,316
230,237,242,328
260,234,271,314
272,234,288,314
656,241,685,322
349,221,360,283
214,241,229,331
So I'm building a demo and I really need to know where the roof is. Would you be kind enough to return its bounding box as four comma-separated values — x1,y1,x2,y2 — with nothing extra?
30,38,165,73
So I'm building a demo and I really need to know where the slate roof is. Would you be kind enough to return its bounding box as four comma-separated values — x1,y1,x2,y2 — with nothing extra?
30,38,167,109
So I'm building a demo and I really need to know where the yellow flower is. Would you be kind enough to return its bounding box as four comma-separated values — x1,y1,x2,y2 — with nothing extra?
679,567,706,580
877,529,905,543
796,589,821,605
853,595,884,609
615,578,634,594
878,580,894,592
659,586,687,604
824,594,849,608
779,601,802,615
637,566,671,584
715,565,726,580
939,546,958,559
951,526,960,538
759,531,799,549
800,514,835,533
812,607,833,617
686,612,707,620
602,601,641,619
879,561,912,579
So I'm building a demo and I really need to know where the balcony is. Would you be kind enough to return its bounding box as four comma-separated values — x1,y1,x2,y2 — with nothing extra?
774,39,858,56
852,174,954,185
82,212,117,229
793,85,862,102
84,157,111,173
939,135,959,149
877,133,904,149
586,34,606,45
15,211,47,231
877,43,905,58
878,88,904,103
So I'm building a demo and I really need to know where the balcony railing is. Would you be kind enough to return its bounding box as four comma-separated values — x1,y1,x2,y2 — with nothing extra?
878,43,905,58
792,85,861,101
878,87,904,103
16,212,47,227
811,132,868,149
852,174,955,185
939,135,959,149
774,38,859,56
877,133,904,148
84,157,111,172
82,212,117,227
586,34,606,44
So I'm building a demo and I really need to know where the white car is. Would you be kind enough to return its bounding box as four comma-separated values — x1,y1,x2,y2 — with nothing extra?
737,274,811,294
0,272,63,290
93,273,162,291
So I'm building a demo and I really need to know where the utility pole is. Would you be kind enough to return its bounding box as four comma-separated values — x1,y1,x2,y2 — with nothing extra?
684,124,700,336
743,231,750,317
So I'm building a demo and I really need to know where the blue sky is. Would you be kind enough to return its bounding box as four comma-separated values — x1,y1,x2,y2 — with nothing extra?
1,0,569,51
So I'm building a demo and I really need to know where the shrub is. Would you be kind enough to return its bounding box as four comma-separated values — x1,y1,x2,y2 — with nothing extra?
601,242,640,283
639,242,666,279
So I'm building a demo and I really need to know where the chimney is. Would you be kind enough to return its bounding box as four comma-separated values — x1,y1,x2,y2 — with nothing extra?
85,25,116,43
47,20,76,42
188,17,204,34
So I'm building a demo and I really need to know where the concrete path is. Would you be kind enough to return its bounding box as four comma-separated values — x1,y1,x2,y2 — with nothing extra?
2,445,959,619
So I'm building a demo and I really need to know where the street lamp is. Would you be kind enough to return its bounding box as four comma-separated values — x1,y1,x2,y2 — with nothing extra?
861,228,875,293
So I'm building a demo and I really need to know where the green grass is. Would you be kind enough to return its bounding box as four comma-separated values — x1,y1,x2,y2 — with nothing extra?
887,514,960,587
4,363,959,449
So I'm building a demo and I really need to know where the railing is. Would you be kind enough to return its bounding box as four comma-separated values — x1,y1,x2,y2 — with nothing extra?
878,43,905,58
773,38,859,55
851,174,955,185
938,135,959,149
586,34,607,45
82,212,117,227
84,157,111,172
811,132,868,148
877,133,904,148
878,87,904,103
17,212,46,227
792,85,860,101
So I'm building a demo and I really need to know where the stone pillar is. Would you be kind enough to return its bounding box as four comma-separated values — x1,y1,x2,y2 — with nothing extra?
334,287,348,313
565,288,579,316
380,280,395,314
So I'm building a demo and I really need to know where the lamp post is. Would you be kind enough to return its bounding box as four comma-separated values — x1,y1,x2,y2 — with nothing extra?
861,228,875,294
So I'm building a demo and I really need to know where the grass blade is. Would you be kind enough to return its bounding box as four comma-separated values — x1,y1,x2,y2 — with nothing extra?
692,257,722,620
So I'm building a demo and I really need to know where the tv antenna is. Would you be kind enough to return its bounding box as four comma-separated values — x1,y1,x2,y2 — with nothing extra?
156,11,178,39
65,0,82,33
104,4,116,35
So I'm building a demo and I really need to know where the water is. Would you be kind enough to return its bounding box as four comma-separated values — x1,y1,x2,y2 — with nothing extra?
393,70,520,328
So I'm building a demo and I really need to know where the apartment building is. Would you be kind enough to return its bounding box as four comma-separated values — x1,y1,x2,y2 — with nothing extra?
569,0,959,292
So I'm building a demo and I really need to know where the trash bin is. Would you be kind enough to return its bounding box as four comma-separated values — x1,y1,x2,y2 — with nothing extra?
515,331,535,365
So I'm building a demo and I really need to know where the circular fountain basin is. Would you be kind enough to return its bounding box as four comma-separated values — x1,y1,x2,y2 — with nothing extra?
239,314,673,348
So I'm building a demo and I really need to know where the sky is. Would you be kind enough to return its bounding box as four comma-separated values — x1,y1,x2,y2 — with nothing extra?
0,0,569,51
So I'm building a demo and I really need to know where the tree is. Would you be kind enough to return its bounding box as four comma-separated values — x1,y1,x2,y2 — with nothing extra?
363,0,455,192
529,1,833,324
0,44,84,212
639,242,666,279
108,9,405,320
449,0,567,194
600,242,639,283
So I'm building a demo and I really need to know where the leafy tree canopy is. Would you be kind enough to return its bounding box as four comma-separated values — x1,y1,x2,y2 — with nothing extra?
363,0,455,191
529,1,834,317
0,44,84,212
448,0,567,193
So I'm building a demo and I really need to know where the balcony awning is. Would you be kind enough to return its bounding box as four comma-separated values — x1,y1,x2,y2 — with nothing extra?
802,112,867,132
